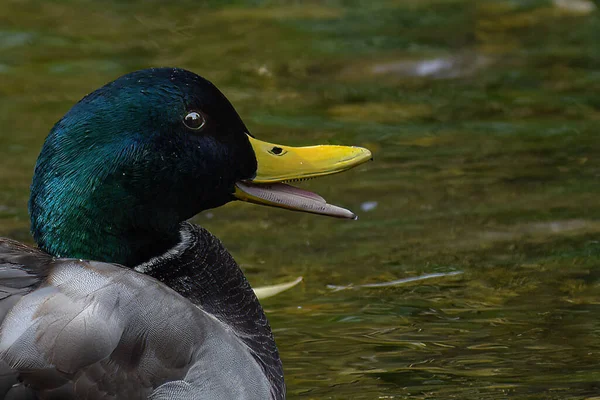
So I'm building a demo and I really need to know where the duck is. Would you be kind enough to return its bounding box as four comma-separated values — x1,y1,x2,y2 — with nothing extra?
0,68,371,399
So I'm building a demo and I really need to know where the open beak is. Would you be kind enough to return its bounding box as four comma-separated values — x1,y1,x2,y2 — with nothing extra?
234,135,372,219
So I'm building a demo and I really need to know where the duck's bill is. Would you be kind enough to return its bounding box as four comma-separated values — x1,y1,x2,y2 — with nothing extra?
234,135,372,219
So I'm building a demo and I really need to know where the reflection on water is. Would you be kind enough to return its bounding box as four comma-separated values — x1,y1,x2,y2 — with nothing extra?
1,1,600,398
327,271,463,291
344,52,493,80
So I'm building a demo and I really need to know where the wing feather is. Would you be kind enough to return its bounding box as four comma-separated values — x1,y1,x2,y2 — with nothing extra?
0,237,274,399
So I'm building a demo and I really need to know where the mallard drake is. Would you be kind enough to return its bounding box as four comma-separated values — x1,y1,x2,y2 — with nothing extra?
0,68,371,399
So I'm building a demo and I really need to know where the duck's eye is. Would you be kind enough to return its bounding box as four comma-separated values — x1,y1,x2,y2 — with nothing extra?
184,111,205,130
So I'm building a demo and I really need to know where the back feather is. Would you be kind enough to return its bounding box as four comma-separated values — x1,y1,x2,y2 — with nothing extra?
0,236,275,400
0,238,52,399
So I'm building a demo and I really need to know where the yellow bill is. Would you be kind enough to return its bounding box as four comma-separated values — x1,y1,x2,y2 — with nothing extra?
234,134,372,219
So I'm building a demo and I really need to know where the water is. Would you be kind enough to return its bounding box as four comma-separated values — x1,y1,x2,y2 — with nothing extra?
1,1,600,398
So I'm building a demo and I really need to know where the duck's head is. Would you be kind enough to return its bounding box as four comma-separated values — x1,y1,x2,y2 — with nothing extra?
30,68,371,266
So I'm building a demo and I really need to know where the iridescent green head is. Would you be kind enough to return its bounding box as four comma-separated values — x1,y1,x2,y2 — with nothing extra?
30,68,257,265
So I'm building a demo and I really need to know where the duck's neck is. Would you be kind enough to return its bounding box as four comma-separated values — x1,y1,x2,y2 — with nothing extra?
29,181,182,267
135,222,285,398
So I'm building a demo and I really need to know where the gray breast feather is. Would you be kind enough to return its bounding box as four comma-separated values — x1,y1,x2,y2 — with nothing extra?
0,239,272,399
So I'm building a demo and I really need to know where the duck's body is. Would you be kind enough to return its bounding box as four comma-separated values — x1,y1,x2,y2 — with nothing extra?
0,68,370,399
0,224,282,399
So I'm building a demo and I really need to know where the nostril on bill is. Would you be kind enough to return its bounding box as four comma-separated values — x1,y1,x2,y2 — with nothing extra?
270,147,284,155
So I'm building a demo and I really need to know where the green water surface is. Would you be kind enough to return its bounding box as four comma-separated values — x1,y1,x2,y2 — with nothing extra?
1,1,600,398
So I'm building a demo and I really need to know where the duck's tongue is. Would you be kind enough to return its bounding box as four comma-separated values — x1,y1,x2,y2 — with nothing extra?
235,181,357,220
234,135,371,219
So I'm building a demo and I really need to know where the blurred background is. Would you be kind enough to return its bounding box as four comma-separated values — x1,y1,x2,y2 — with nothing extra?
1,0,600,398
